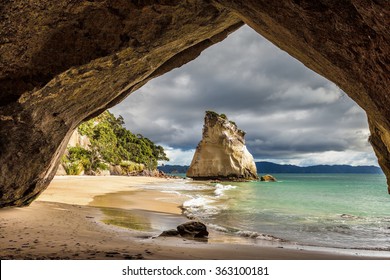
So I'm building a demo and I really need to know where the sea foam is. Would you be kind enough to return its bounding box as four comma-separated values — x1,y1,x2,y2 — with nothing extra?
214,183,237,197
181,183,237,219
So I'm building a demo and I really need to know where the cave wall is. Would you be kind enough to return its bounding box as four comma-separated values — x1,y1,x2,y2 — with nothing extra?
0,0,389,207
0,0,242,207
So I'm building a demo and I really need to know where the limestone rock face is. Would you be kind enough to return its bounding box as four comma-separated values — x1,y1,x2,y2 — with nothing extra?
0,1,389,207
187,112,258,181
55,164,67,176
67,130,91,150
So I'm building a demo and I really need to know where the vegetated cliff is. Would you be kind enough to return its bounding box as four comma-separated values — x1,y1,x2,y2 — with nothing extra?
59,110,167,176
0,1,389,207
187,111,258,181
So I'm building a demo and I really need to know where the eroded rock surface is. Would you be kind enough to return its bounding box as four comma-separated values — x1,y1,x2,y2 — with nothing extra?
0,0,242,207
187,111,258,181
0,0,389,207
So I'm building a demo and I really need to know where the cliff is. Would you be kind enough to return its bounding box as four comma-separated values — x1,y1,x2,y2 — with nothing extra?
58,110,166,176
66,130,91,150
187,111,258,181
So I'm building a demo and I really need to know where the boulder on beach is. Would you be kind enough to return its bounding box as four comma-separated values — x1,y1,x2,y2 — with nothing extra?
176,221,209,238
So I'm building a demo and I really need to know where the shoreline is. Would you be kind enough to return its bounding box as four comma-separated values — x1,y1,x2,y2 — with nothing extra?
0,175,388,260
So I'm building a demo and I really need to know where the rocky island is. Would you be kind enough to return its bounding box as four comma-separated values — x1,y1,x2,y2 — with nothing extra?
186,111,258,181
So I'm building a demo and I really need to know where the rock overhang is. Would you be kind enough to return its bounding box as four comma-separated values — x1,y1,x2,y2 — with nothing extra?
0,0,389,207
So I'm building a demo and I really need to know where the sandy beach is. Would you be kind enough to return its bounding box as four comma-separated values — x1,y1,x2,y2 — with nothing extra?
0,176,388,260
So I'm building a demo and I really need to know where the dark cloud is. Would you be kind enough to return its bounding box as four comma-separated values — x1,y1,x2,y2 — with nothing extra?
111,25,376,166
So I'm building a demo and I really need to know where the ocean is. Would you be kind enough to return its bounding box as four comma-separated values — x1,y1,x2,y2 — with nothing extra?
155,173,390,251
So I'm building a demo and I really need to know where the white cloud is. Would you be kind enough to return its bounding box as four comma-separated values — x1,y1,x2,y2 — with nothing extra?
160,146,196,166
267,85,342,105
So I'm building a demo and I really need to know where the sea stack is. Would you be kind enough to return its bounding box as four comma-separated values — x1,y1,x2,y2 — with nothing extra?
187,111,258,181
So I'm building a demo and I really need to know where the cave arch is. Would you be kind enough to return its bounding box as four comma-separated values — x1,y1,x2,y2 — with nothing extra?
0,0,389,207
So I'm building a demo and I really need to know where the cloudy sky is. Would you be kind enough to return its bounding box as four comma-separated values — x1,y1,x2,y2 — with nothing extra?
111,25,378,167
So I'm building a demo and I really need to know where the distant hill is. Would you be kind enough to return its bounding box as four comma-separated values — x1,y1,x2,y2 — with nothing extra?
256,161,383,174
158,162,383,174
158,165,189,174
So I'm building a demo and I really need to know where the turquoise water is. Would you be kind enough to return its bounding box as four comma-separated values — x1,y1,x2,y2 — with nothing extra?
173,174,390,250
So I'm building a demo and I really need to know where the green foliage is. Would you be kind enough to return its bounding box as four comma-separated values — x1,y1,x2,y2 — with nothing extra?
120,161,144,174
61,146,108,175
77,110,169,171
229,120,236,126
62,158,83,175
206,110,220,118
206,110,229,121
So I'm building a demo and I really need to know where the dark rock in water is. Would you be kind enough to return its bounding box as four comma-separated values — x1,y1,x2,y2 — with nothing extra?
260,174,277,182
177,221,209,238
340,214,358,219
159,229,180,237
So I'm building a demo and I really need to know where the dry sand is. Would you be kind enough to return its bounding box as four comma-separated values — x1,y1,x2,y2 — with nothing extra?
0,176,387,260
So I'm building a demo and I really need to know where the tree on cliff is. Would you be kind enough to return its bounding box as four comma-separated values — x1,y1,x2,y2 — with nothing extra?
62,111,168,174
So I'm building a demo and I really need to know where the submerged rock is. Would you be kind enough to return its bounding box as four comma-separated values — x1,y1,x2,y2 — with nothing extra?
260,174,277,182
176,221,209,238
186,111,258,181
340,214,359,220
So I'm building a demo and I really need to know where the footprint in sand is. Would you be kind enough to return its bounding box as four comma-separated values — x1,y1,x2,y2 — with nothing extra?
123,254,144,260
105,251,120,258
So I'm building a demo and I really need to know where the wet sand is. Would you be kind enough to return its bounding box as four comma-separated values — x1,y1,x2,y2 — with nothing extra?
0,176,388,260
